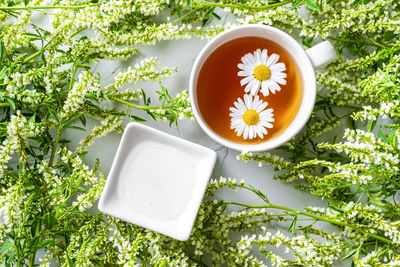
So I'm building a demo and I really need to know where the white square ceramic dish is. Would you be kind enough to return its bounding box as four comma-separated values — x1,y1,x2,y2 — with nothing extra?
98,122,217,241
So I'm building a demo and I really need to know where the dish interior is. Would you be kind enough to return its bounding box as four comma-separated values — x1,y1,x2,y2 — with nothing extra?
117,140,195,219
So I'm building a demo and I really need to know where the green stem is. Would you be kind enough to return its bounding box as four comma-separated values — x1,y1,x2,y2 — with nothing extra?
194,0,292,10
23,38,53,63
328,36,378,47
48,126,63,167
0,3,100,11
0,103,10,107
28,219,41,267
171,8,199,24
69,64,78,91
224,202,393,244
70,27,87,38
109,95,161,110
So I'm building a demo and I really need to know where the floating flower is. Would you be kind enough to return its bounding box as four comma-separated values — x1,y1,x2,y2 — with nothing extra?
238,48,287,96
229,94,274,140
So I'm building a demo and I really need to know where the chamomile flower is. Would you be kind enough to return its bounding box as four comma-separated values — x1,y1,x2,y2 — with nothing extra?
238,49,287,96
229,94,274,140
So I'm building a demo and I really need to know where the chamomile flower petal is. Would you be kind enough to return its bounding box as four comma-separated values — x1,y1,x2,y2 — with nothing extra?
241,75,253,86
238,49,286,96
266,53,280,67
229,94,274,140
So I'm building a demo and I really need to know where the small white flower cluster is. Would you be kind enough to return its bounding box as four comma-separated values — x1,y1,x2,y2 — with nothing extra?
238,151,293,170
298,118,341,145
227,208,276,232
142,230,190,266
70,39,139,61
238,6,304,34
343,202,400,245
110,88,143,101
65,219,113,266
358,54,400,101
108,57,176,92
0,184,26,226
301,0,400,39
328,129,400,170
48,8,76,51
79,115,122,150
190,200,266,266
62,71,101,118
103,23,192,46
38,160,65,207
306,206,341,218
0,111,43,176
207,176,245,195
173,90,194,120
38,253,52,267
353,100,400,121
1,10,31,51
2,72,47,105
76,0,164,31
112,233,145,265
238,229,342,266
58,148,104,212
152,90,194,122
317,67,367,106
60,149,97,186
72,176,105,212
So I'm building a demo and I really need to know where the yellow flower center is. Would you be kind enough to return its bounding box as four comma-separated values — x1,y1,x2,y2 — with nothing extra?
243,109,259,126
253,65,271,81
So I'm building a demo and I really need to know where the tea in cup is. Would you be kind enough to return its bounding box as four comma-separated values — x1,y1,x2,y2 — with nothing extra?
189,24,336,152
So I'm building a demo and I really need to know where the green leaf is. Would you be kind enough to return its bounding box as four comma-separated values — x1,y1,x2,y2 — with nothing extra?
62,112,83,127
293,0,304,8
247,185,270,204
328,203,344,213
0,41,6,62
38,239,55,249
367,119,377,132
6,98,15,111
101,92,110,103
302,36,314,48
305,0,319,11
43,212,57,229
7,230,15,239
378,127,389,144
129,115,146,122
288,216,297,233
66,254,73,267
341,249,357,260
6,249,15,264
28,113,36,123
0,240,13,254
187,0,192,9
86,92,99,103
65,126,87,132
48,109,60,124
79,115,87,127
351,0,363,6
17,161,23,176
0,67,8,80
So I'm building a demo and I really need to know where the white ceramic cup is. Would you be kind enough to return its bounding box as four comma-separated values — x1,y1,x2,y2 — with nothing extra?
189,24,336,152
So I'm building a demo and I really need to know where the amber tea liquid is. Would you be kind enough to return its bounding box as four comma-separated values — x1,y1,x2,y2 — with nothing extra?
196,36,303,144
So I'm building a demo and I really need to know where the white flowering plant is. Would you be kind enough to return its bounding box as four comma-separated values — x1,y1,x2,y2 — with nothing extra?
0,0,399,266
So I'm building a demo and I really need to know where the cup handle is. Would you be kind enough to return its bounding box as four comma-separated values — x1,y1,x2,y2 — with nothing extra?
305,41,337,68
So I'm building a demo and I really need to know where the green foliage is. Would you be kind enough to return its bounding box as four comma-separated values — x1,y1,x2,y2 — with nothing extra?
0,0,399,266
238,0,400,265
